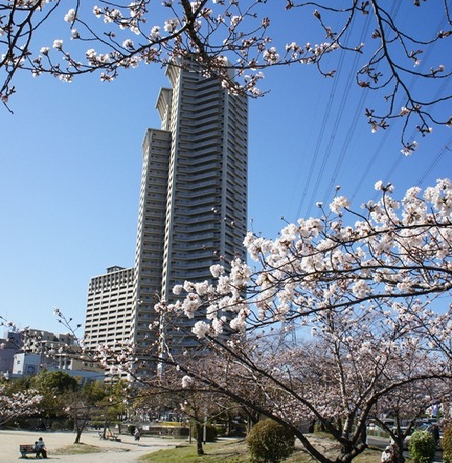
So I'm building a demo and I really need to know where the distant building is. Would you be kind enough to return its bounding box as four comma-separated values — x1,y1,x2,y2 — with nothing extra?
12,352,41,376
83,266,135,350
22,328,77,353
1,329,77,377
11,351,104,383
131,59,248,374
2,327,102,382
84,59,248,376
0,331,22,376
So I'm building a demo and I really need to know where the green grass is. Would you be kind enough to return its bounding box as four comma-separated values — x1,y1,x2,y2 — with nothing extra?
138,438,383,463
159,421,189,427
355,449,386,463
138,440,249,463
47,433,385,462
51,443,105,455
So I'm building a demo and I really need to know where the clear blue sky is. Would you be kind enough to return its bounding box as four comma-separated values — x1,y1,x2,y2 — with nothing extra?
1,1,450,335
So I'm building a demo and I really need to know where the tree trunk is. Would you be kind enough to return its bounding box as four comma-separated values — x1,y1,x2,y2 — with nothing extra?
393,439,406,463
102,419,110,439
358,424,367,445
227,414,232,435
74,428,82,444
196,422,204,455
246,409,259,433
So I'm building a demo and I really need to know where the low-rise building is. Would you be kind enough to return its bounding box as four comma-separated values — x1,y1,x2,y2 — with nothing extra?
12,351,104,383
0,331,21,376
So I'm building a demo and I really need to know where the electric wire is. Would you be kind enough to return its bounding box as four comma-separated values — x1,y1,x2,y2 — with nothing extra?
372,10,451,195
295,23,351,219
302,2,399,215
416,136,452,186
318,16,372,209
351,3,448,202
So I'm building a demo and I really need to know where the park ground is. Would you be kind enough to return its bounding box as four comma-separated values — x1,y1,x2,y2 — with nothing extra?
0,429,178,462
0,429,389,463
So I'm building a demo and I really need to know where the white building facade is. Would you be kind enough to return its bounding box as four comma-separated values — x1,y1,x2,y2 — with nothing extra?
84,266,135,349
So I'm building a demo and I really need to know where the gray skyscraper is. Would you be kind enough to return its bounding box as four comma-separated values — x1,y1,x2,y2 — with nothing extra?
84,60,248,372
132,61,248,370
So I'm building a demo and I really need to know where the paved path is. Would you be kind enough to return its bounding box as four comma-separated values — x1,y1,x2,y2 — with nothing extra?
0,429,180,462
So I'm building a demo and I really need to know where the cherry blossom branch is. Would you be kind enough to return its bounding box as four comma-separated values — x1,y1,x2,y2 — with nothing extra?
1,1,451,149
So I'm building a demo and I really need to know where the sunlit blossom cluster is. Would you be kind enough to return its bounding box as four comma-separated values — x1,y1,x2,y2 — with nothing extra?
93,340,136,376
168,179,452,345
0,386,42,426
1,0,451,144
64,9,76,23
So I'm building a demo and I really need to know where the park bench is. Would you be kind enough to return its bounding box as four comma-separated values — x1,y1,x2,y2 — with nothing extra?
98,431,121,441
19,444,38,458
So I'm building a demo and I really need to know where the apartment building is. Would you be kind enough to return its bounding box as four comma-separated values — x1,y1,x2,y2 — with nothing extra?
84,59,248,375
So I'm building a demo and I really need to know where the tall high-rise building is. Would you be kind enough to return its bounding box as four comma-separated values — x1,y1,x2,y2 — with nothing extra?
84,60,248,371
132,60,248,368
84,266,135,348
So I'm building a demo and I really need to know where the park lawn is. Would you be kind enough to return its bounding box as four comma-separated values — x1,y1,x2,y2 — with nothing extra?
138,438,383,463
51,443,105,455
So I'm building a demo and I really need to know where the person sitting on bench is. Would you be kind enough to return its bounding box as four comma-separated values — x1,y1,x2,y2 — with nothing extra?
36,437,47,459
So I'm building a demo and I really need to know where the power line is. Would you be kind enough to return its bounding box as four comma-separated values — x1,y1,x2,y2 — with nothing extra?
367,9,451,195
298,3,398,216
296,23,352,218
416,136,452,186
319,17,372,208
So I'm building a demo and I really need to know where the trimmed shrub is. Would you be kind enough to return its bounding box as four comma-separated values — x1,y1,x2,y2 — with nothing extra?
443,424,452,463
247,419,295,463
409,430,436,463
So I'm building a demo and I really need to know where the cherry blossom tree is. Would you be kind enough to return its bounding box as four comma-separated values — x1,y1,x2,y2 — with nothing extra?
155,320,449,463
172,178,452,337
64,380,109,444
1,1,452,149
4,178,452,462
373,381,451,463
0,382,42,426
143,178,452,463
